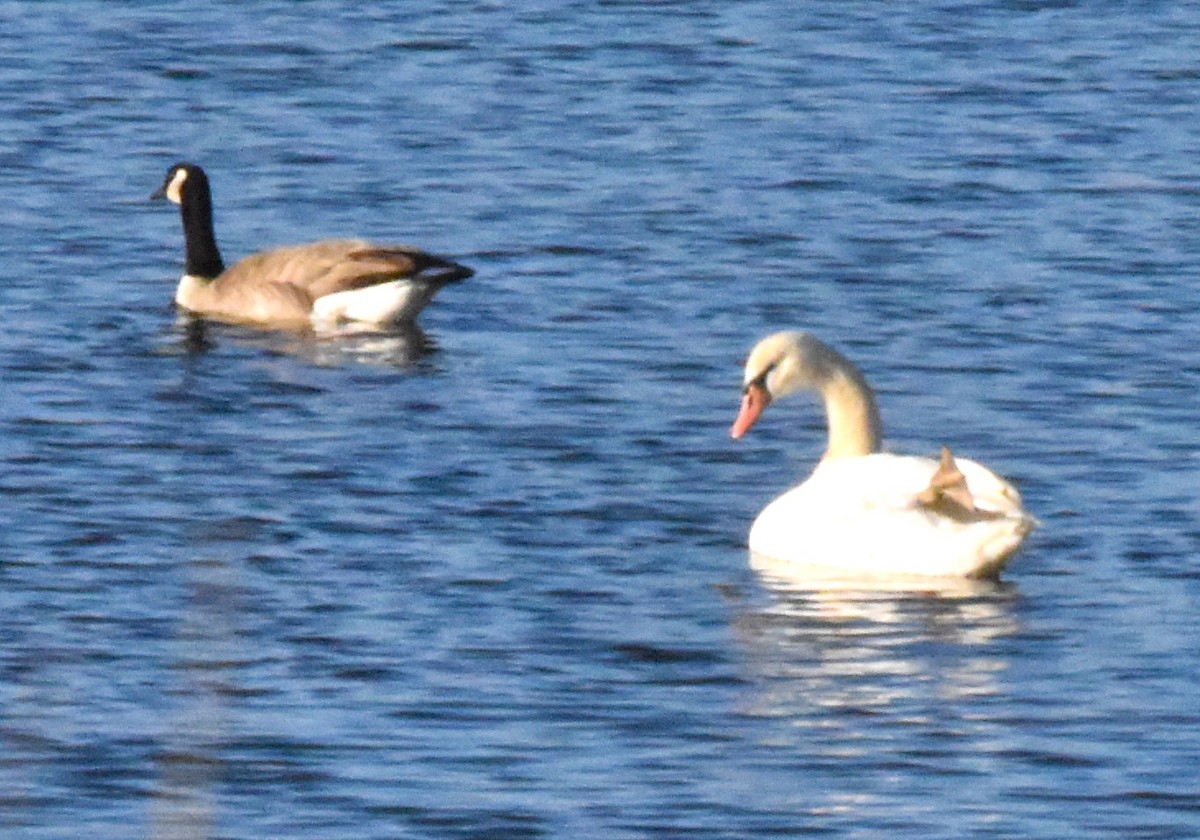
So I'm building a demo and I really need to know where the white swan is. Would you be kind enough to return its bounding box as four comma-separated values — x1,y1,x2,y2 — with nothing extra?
731,331,1036,579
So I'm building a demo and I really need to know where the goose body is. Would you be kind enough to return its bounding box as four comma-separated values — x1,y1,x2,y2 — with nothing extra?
732,331,1035,579
153,163,472,330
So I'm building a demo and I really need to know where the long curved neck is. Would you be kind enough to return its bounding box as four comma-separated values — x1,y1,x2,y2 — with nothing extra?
818,358,883,461
179,179,225,280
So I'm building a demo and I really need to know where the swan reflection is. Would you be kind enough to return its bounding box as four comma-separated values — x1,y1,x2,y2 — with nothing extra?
734,553,1021,722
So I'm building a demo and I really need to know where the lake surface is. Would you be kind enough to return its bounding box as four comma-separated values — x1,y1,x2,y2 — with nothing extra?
2,2,1199,837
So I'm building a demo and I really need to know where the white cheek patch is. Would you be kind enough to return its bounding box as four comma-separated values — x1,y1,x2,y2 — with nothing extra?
166,167,188,204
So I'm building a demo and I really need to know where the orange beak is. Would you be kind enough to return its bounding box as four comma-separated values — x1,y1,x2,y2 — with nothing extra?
731,382,770,439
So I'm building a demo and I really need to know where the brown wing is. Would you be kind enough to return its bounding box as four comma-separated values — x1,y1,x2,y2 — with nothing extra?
215,240,472,303
212,240,366,290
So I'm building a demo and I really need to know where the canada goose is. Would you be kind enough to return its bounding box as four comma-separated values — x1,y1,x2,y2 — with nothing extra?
152,162,473,331
731,331,1036,579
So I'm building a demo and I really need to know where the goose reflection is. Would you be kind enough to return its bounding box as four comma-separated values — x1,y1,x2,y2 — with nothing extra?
169,315,438,368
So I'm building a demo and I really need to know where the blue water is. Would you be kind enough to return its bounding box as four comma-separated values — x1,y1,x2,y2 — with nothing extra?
2,2,1199,837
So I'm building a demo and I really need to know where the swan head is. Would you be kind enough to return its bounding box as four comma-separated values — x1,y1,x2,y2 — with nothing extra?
732,331,830,439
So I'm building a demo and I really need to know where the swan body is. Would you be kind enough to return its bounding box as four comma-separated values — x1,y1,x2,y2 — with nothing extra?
732,331,1035,579
153,163,472,331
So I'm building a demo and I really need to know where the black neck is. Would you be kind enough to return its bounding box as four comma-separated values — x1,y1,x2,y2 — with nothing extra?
179,172,225,279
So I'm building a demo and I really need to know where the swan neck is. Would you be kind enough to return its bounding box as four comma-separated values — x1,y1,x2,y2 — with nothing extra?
820,366,883,460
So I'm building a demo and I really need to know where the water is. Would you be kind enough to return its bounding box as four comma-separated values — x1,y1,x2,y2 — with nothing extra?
1,2,1199,837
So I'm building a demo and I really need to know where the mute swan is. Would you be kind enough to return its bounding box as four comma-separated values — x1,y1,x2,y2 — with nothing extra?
731,331,1035,579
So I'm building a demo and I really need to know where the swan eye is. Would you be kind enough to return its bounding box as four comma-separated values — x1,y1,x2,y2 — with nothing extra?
745,361,778,395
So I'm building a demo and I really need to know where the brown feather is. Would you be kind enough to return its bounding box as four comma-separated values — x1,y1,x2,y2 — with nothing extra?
916,447,1005,523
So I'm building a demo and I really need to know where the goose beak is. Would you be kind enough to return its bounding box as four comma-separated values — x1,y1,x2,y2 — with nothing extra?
731,382,770,439
150,184,167,201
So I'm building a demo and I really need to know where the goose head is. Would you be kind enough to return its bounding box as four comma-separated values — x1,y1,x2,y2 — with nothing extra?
152,162,225,280
151,162,210,206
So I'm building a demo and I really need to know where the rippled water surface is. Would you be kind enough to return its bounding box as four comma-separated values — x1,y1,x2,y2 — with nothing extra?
2,2,1200,838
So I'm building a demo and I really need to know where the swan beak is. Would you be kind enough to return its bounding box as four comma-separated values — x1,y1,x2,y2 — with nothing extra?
731,382,770,439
